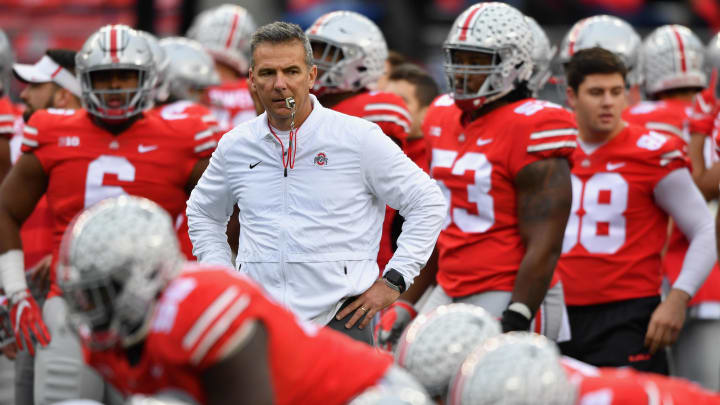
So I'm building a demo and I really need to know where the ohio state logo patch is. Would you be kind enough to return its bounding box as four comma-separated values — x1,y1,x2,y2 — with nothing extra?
314,152,328,166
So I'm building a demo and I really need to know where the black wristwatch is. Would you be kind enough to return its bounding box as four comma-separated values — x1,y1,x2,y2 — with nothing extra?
383,269,406,293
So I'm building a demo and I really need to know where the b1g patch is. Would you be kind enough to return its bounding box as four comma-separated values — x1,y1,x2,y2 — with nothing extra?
314,152,328,166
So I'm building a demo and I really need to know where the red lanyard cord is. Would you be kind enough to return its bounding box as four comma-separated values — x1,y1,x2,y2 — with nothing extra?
267,104,311,176
268,123,297,177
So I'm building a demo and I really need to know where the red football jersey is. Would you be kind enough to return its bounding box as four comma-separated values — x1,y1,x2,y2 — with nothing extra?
0,97,20,140
206,79,257,133
332,91,411,146
149,100,223,260
423,95,577,296
557,125,688,306
21,109,215,297
623,99,693,142
562,357,720,405
404,137,429,173
85,264,393,405
330,91,412,272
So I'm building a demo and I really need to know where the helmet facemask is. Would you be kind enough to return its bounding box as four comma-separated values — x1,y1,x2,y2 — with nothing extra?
81,66,155,121
444,45,530,111
310,37,370,96
64,257,179,351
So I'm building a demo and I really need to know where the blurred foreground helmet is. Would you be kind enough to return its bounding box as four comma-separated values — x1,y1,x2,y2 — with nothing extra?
138,31,170,103
525,16,555,95
348,367,433,405
395,303,501,397
306,11,388,96
159,37,220,102
443,2,534,111
447,333,576,405
76,25,157,120
187,4,256,74
641,25,706,97
559,15,641,85
58,196,184,350
127,390,199,405
0,28,12,96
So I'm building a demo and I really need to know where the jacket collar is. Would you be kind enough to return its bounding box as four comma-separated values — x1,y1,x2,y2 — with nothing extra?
258,94,324,144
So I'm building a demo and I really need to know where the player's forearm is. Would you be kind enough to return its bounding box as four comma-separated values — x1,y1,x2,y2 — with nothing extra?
514,158,572,314
511,247,558,314
655,169,716,296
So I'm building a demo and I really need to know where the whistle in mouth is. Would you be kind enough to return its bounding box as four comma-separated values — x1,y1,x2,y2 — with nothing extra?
285,97,296,110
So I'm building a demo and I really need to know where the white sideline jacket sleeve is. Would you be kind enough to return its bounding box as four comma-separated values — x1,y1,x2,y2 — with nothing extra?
361,126,447,288
654,168,716,297
186,140,235,268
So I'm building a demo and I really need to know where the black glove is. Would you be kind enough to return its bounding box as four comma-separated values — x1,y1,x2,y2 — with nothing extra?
500,307,532,333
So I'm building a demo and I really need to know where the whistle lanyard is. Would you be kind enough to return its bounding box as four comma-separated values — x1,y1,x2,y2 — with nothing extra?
267,104,312,177
268,123,297,177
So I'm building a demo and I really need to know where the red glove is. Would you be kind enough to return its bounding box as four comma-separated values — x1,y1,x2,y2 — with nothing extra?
9,290,50,356
374,300,417,351
689,68,718,136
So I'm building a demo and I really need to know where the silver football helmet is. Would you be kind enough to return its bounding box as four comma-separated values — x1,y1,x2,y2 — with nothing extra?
306,11,388,96
0,28,13,97
641,25,706,97
525,16,556,95
187,4,256,74
447,333,577,405
58,196,184,350
138,31,170,103
443,2,534,111
159,37,220,102
76,25,157,120
349,367,434,405
395,303,501,398
558,15,642,85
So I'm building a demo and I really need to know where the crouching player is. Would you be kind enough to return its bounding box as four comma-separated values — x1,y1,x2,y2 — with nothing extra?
58,196,427,405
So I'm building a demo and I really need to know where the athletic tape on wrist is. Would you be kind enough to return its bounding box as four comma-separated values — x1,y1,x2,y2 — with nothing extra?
0,250,26,297
508,302,532,320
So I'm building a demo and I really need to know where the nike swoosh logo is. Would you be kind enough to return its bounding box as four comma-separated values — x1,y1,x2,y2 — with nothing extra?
476,138,493,146
606,162,626,171
249,161,261,169
15,300,30,332
138,144,158,153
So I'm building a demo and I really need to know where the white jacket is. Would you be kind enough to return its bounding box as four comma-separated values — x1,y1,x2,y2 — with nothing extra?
186,95,446,324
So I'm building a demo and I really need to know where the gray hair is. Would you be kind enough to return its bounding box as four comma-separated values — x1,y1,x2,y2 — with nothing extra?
250,22,313,68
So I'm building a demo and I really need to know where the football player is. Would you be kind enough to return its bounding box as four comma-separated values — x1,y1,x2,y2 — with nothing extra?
557,15,642,105
0,25,214,404
187,4,261,132
305,10,413,274
688,32,720,200
389,2,576,346
624,25,720,389
10,47,84,405
59,195,427,405
150,36,223,261
557,47,715,374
